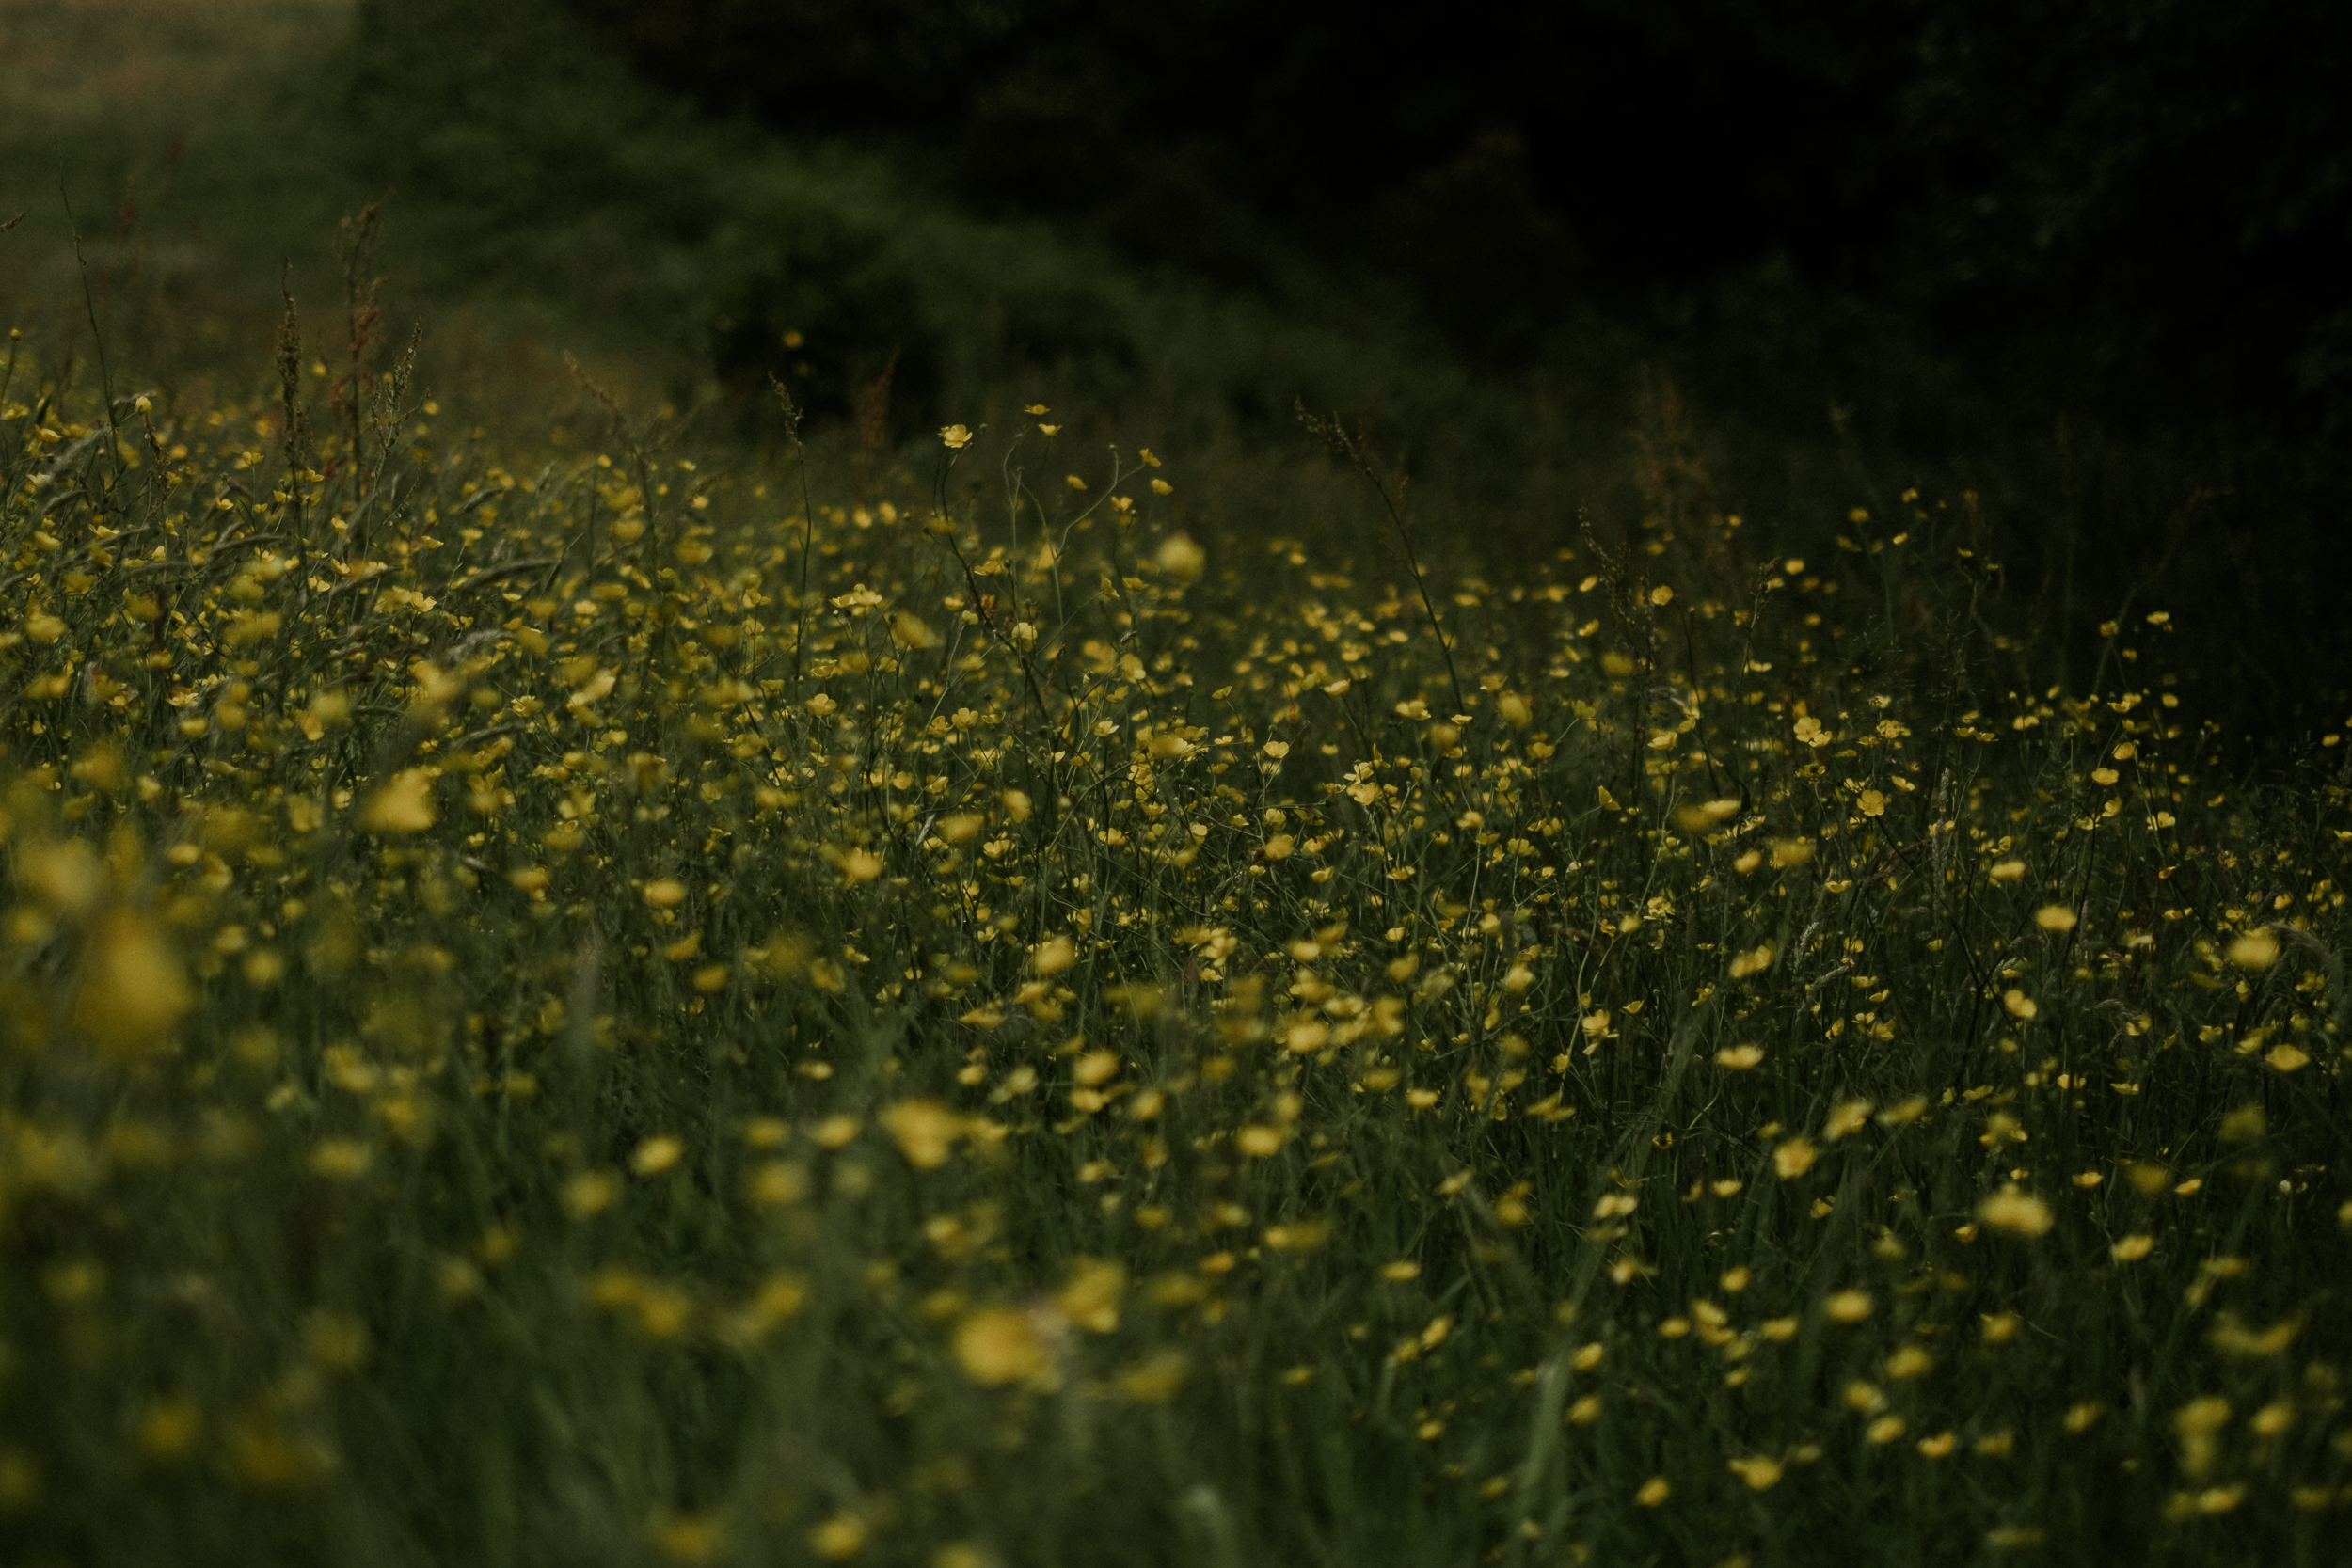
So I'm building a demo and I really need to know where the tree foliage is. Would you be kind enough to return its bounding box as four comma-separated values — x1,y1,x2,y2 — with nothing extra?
553,0,2352,439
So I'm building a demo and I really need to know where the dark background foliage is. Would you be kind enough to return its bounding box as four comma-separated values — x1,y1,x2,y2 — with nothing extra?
559,0,2352,450
16,0,2324,733
429,0,2344,736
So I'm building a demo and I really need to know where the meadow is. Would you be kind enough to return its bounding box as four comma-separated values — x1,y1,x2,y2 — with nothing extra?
2,254,2350,1568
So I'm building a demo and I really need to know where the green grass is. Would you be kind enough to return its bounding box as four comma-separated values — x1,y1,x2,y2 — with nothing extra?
1,283,2349,1568
5,8,2352,1565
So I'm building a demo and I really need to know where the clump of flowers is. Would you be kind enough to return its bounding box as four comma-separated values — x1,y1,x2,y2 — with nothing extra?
0,324,2344,1567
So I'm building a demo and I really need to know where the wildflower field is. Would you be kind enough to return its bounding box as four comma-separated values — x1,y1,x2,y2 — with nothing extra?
2,307,2350,1568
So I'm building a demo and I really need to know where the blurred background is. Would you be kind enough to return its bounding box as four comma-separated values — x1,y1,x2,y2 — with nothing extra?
3,0,2346,735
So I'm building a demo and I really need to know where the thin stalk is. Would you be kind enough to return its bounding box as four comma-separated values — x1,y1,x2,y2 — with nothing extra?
772,375,817,689
1299,403,1467,715
58,181,122,497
